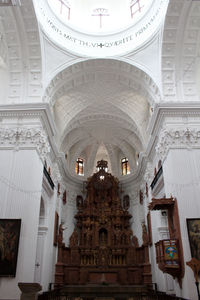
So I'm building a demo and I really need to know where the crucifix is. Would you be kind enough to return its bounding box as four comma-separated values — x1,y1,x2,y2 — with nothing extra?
57,0,70,20
92,8,109,29
130,0,144,19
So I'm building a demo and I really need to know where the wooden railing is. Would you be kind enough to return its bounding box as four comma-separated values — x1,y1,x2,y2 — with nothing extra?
38,289,188,300
38,289,61,300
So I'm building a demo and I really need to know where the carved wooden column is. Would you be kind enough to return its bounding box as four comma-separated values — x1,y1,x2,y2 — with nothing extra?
18,283,42,300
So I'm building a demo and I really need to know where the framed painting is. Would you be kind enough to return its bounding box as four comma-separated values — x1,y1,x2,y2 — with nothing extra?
187,218,200,260
0,219,21,277
54,212,59,246
147,212,152,246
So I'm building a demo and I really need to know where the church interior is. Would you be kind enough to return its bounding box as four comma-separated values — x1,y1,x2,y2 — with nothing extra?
0,0,200,299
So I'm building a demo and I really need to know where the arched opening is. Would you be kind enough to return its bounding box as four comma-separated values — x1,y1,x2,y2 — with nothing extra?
99,228,108,246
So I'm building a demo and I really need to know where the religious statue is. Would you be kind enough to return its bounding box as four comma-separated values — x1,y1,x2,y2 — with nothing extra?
123,195,130,210
142,223,149,246
57,224,64,246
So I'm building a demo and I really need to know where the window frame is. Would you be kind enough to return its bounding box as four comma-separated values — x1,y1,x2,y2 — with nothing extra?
121,157,130,176
75,158,84,176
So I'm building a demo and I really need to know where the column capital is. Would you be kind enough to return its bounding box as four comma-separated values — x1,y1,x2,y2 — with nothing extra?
156,127,200,161
0,126,50,162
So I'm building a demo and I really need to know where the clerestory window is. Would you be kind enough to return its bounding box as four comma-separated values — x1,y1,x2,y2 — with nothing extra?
121,157,130,176
75,158,84,176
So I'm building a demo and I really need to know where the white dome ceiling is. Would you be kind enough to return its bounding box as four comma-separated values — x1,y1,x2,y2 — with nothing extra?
47,0,153,34
45,59,159,179
34,0,168,56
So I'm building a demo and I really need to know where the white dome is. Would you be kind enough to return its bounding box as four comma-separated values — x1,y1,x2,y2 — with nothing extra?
47,0,153,35
33,0,168,57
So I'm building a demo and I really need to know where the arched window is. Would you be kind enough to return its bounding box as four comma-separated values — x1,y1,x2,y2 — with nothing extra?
75,158,84,175
121,157,130,175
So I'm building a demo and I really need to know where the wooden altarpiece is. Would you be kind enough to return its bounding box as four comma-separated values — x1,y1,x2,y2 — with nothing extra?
55,160,152,287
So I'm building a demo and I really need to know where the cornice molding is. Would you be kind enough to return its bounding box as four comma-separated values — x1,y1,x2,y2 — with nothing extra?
0,103,83,187
146,103,200,160
0,103,57,139
148,102,200,137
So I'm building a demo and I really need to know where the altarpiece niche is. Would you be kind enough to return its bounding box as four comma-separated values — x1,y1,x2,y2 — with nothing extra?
55,160,152,286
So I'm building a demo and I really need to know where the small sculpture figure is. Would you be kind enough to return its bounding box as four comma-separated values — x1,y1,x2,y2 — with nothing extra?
57,224,64,246
123,195,130,210
142,223,149,246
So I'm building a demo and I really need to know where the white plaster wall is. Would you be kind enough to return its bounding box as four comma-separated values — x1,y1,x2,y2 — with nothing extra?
0,66,9,103
61,185,82,246
150,208,173,293
62,202,77,247
162,148,200,300
130,202,143,245
37,186,58,292
0,149,43,300
123,186,144,246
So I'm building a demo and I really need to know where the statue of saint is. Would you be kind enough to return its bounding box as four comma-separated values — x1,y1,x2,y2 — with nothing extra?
142,223,149,246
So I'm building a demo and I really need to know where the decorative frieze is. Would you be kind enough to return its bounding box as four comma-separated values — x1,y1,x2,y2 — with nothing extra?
156,127,200,161
0,127,50,162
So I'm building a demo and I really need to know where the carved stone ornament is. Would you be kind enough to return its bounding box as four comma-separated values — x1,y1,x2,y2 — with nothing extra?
0,127,50,162
156,128,200,161
144,162,153,184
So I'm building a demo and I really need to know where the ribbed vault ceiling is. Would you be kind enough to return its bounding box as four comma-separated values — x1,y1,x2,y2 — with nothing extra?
48,59,159,178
